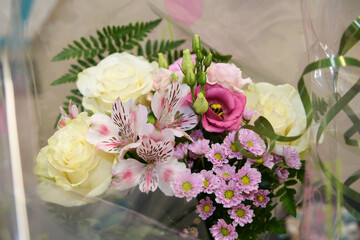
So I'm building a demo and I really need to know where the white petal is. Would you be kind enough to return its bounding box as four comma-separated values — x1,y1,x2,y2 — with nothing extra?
111,98,137,140
156,159,187,196
138,168,159,193
112,158,144,191
151,91,165,119
136,136,174,163
86,114,118,146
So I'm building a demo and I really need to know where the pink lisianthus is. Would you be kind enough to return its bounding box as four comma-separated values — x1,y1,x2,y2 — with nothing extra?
189,84,246,133
207,63,252,93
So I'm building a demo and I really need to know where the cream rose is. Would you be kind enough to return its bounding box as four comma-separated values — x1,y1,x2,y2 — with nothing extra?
77,52,157,113
35,112,116,206
244,82,309,154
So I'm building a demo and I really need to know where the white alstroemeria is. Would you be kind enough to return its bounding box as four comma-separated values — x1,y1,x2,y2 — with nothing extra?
57,100,79,129
85,98,150,157
151,80,199,139
111,128,187,195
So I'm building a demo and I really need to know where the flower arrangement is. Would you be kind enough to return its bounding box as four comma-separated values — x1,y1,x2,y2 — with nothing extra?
35,19,309,239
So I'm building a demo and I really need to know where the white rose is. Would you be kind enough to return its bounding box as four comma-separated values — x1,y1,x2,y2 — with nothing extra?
244,82,309,154
77,52,157,113
34,112,116,206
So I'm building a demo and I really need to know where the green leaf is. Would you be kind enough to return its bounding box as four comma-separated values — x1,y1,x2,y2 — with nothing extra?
70,89,82,97
266,218,286,234
275,187,286,197
146,39,151,58
297,160,305,184
285,179,298,186
51,73,77,85
280,188,297,217
66,96,82,104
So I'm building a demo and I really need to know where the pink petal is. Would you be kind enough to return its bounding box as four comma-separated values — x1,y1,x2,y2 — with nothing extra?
156,159,187,196
97,136,129,153
68,100,79,119
112,158,144,191
136,136,174,163
86,114,119,146
111,98,136,141
138,168,159,193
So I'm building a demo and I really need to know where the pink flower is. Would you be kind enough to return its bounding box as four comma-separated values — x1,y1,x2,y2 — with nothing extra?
173,142,189,159
276,167,289,183
215,180,244,208
223,131,243,159
247,154,275,169
243,108,259,121
152,68,172,91
236,163,261,194
238,128,266,156
189,84,246,133
283,146,301,170
200,170,221,194
171,169,204,201
190,129,204,141
206,143,228,167
228,204,254,227
207,63,252,93
210,219,238,240
252,189,270,208
180,227,199,238
213,164,236,181
189,138,210,155
196,196,216,220
57,100,79,129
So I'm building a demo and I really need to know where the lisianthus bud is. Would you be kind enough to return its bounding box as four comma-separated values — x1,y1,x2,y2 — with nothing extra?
181,49,195,74
158,53,168,69
184,70,196,87
196,50,203,62
147,112,157,124
192,35,201,52
193,92,208,114
198,71,206,86
204,53,213,68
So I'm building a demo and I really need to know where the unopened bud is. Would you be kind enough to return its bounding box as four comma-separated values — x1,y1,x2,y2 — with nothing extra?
184,70,196,87
204,53,213,68
192,35,201,52
181,49,195,74
196,50,203,62
158,53,168,69
193,92,208,114
198,71,206,85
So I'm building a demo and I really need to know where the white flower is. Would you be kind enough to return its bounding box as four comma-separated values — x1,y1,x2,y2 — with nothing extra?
34,112,116,206
245,82,309,154
77,52,157,113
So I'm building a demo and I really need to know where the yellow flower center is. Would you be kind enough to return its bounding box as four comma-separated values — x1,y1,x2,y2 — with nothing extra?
182,181,193,192
221,227,229,236
247,141,253,147
211,104,224,118
204,179,209,187
258,195,265,202
256,158,264,164
214,153,222,160
236,208,245,217
222,173,230,178
242,175,250,185
230,143,237,152
225,190,234,199
203,205,211,213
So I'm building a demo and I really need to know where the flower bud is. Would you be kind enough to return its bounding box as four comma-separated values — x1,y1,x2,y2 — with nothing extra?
196,50,203,62
204,53,213,68
181,49,195,74
192,35,201,52
158,53,168,69
193,92,209,114
147,112,157,124
198,71,206,85
184,70,196,87
171,72,179,82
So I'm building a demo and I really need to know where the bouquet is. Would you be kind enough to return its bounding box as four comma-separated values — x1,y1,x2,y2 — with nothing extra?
34,19,308,239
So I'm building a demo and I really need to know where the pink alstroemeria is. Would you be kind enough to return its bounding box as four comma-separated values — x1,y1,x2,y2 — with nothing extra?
151,81,198,139
86,98,149,157
57,100,79,129
111,128,187,195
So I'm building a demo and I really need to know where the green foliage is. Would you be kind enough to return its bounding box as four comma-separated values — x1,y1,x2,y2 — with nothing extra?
279,187,297,217
201,47,232,63
266,218,287,234
137,39,185,63
312,93,329,121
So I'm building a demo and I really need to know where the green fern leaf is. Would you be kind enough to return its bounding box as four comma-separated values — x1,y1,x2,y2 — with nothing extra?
280,188,297,217
51,73,77,85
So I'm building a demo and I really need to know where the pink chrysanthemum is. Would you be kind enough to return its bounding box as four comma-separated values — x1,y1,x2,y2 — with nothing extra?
283,146,301,170
247,154,274,169
196,196,216,220
210,219,238,240
189,139,210,156
243,108,259,121
215,180,244,208
222,131,243,159
275,167,289,183
206,143,228,167
252,189,270,208
190,129,204,141
238,128,266,156
180,227,199,238
200,170,221,194
228,204,254,227
236,163,261,194
272,153,283,165
171,170,204,201
213,164,236,181
173,142,189,159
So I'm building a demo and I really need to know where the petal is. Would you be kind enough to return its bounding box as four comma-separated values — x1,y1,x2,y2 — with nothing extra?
86,114,119,146
112,158,144,191
156,159,187,196
96,136,129,153
134,103,149,136
138,168,159,193
171,105,199,131
151,91,166,119
68,100,79,119
111,98,136,140
136,137,174,163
